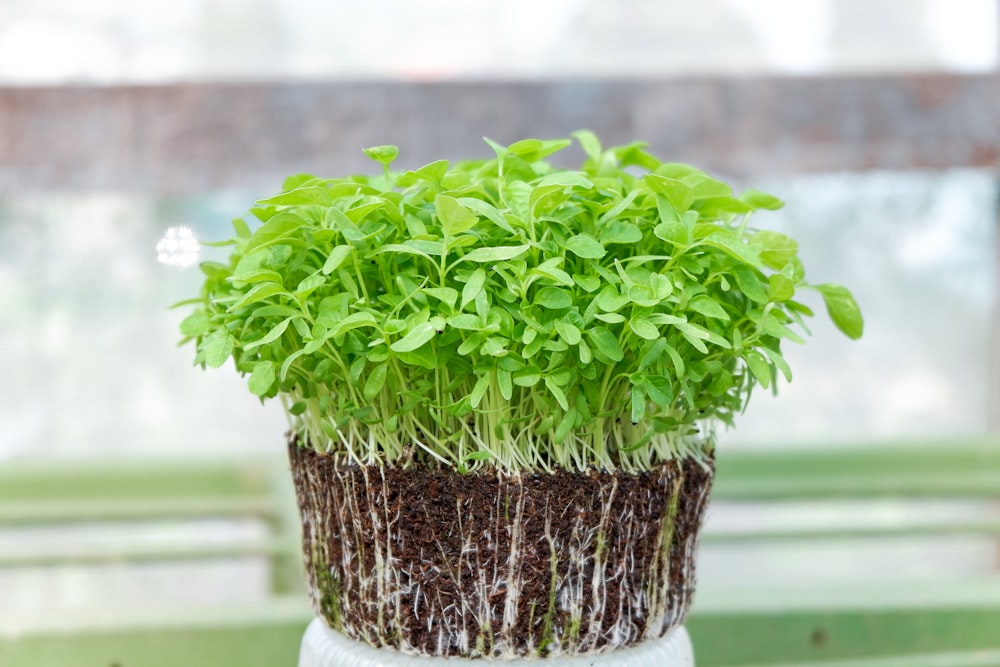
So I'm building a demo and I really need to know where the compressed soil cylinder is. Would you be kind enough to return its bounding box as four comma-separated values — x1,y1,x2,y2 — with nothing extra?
289,441,713,659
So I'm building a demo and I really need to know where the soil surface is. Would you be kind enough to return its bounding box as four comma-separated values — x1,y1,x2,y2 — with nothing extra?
289,439,713,658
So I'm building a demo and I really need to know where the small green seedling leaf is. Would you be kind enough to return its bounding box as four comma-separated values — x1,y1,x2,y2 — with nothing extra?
391,322,439,353
363,363,389,401
587,327,624,362
535,287,572,310
815,283,864,340
436,194,479,236
322,245,352,275
461,245,530,263
565,234,607,259
179,311,210,337
741,189,784,210
461,269,487,309
363,145,399,166
202,330,234,368
248,361,276,396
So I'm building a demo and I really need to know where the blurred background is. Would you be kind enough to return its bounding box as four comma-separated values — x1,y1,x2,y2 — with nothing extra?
1,0,999,663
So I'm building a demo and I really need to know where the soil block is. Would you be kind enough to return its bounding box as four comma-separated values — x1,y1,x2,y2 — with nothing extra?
289,441,714,659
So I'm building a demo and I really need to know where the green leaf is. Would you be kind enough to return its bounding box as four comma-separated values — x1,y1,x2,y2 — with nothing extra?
688,296,730,321
815,283,864,340
248,361,276,396
750,231,799,270
377,242,439,260
405,159,449,183
544,377,570,410
513,369,541,387
243,212,305,254
257,186,331,207
741,189,784,210
436,194,479,236
349,357,366,385
179,311,210,337
565,234,607,259
532,259,574,287
423,287,459,309
296,273,326,294
631,385,646,424
586,327,624,362
202,331,234,368
232,218,251,238
461,244,530,263
332,312,379,335
573,129,602,162
507,138,572,162
768,274,796,302
470,373,491,408
457,198,516,234
391,322,438,353
664,344,685,377
629,317,659,340
481,336,507,357
461,269,487,309
554,321,582,345
693,195,752,217
497,369,513,400
644,376,673,407
447,314,483,330
762,346,793,382
227,282,287,311
702,232,762,268
363,363,389,401
653,220,689,246
322,245,352,275
645,174,694,212
761,313,806,344
535,287,572,310
638,339,666,370
732,266,769,304
598,221,643,245
536,171,594,190
627,285,659,308
362,144,399,166
281,174,319,191
744,350,771,390
573,274,601,292
596,286,629,312
244,316,294,351
554,407,577,442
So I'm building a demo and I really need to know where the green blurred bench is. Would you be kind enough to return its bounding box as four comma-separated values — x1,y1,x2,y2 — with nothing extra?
1,439,999,667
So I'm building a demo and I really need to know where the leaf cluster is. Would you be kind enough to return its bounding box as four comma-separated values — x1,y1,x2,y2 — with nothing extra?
178,132,863,471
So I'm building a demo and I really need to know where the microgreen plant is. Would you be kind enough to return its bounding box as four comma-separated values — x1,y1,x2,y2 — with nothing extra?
177,132,863,472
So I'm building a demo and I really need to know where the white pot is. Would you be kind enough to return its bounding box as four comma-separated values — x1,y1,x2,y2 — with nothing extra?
299,617,695,666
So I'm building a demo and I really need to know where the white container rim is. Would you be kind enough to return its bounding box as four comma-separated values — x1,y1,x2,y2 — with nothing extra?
299,617,695,666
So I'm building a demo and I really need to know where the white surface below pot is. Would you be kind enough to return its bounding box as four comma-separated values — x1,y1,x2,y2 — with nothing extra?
299,617,695,666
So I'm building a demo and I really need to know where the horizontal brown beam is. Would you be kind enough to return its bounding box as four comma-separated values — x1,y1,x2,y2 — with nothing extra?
1,74,998,193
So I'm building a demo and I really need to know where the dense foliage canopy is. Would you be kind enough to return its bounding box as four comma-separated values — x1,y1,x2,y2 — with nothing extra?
179,132,862,471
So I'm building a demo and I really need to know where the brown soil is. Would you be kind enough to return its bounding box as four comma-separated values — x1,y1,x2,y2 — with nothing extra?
289,439,713,658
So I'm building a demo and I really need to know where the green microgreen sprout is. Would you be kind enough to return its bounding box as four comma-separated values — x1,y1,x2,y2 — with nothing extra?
177,131,863,472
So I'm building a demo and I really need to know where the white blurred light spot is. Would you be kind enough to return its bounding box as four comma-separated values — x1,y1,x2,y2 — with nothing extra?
724,0,832,73
156,226,200,268
0,20,121,82
882,370,955,428
926,0,998,71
